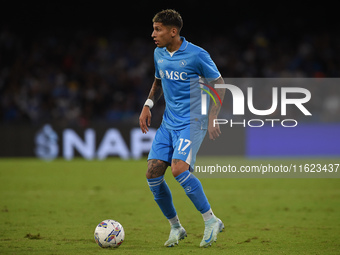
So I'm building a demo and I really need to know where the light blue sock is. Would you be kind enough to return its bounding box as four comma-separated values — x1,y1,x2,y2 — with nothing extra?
175,170,211,214
147,176,177,219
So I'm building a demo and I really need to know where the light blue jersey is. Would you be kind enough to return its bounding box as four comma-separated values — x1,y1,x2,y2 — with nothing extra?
154,37,221,130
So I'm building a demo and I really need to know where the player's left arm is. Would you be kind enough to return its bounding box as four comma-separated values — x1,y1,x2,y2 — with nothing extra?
208,76,225,140
196,50,225,140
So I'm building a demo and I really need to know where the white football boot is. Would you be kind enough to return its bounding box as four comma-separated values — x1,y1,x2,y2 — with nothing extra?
200,216,224,248
164,224,187,247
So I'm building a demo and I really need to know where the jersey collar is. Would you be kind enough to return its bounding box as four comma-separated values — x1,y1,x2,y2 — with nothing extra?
163,36,188,54
178,36,188,51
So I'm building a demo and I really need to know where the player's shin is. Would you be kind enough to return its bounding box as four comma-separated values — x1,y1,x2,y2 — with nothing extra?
175,170,212,217
147,176,177,220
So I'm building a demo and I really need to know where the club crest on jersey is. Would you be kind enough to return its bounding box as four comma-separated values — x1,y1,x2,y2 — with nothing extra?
159,69,187,80
179,60,187,67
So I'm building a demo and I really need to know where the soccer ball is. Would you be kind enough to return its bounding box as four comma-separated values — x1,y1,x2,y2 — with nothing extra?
94,219,125,248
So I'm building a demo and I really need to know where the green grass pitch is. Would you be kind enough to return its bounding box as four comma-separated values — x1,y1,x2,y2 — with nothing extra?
0,157,339,254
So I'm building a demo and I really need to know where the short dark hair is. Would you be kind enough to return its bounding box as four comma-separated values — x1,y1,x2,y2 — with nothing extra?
152,9,183,31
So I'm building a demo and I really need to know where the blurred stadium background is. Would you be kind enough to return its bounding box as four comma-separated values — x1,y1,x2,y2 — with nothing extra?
0,2,339,159
1,4,339,254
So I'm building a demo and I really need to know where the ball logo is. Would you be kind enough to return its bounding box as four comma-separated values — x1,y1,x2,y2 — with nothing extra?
105,227,121,242
98,222,108,228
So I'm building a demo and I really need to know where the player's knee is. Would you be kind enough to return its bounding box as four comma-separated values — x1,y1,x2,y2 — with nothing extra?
171,159,189,177
146,159,168,179
171,168,182,178
145,171,152,179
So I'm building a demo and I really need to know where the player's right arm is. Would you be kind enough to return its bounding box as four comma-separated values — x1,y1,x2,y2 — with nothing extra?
139,78,163,134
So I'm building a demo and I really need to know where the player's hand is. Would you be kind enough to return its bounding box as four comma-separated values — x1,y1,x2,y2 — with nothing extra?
139,106,152,134
208,115,221,140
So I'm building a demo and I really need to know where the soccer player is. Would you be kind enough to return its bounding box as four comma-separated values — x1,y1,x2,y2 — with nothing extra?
139,9,225,248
